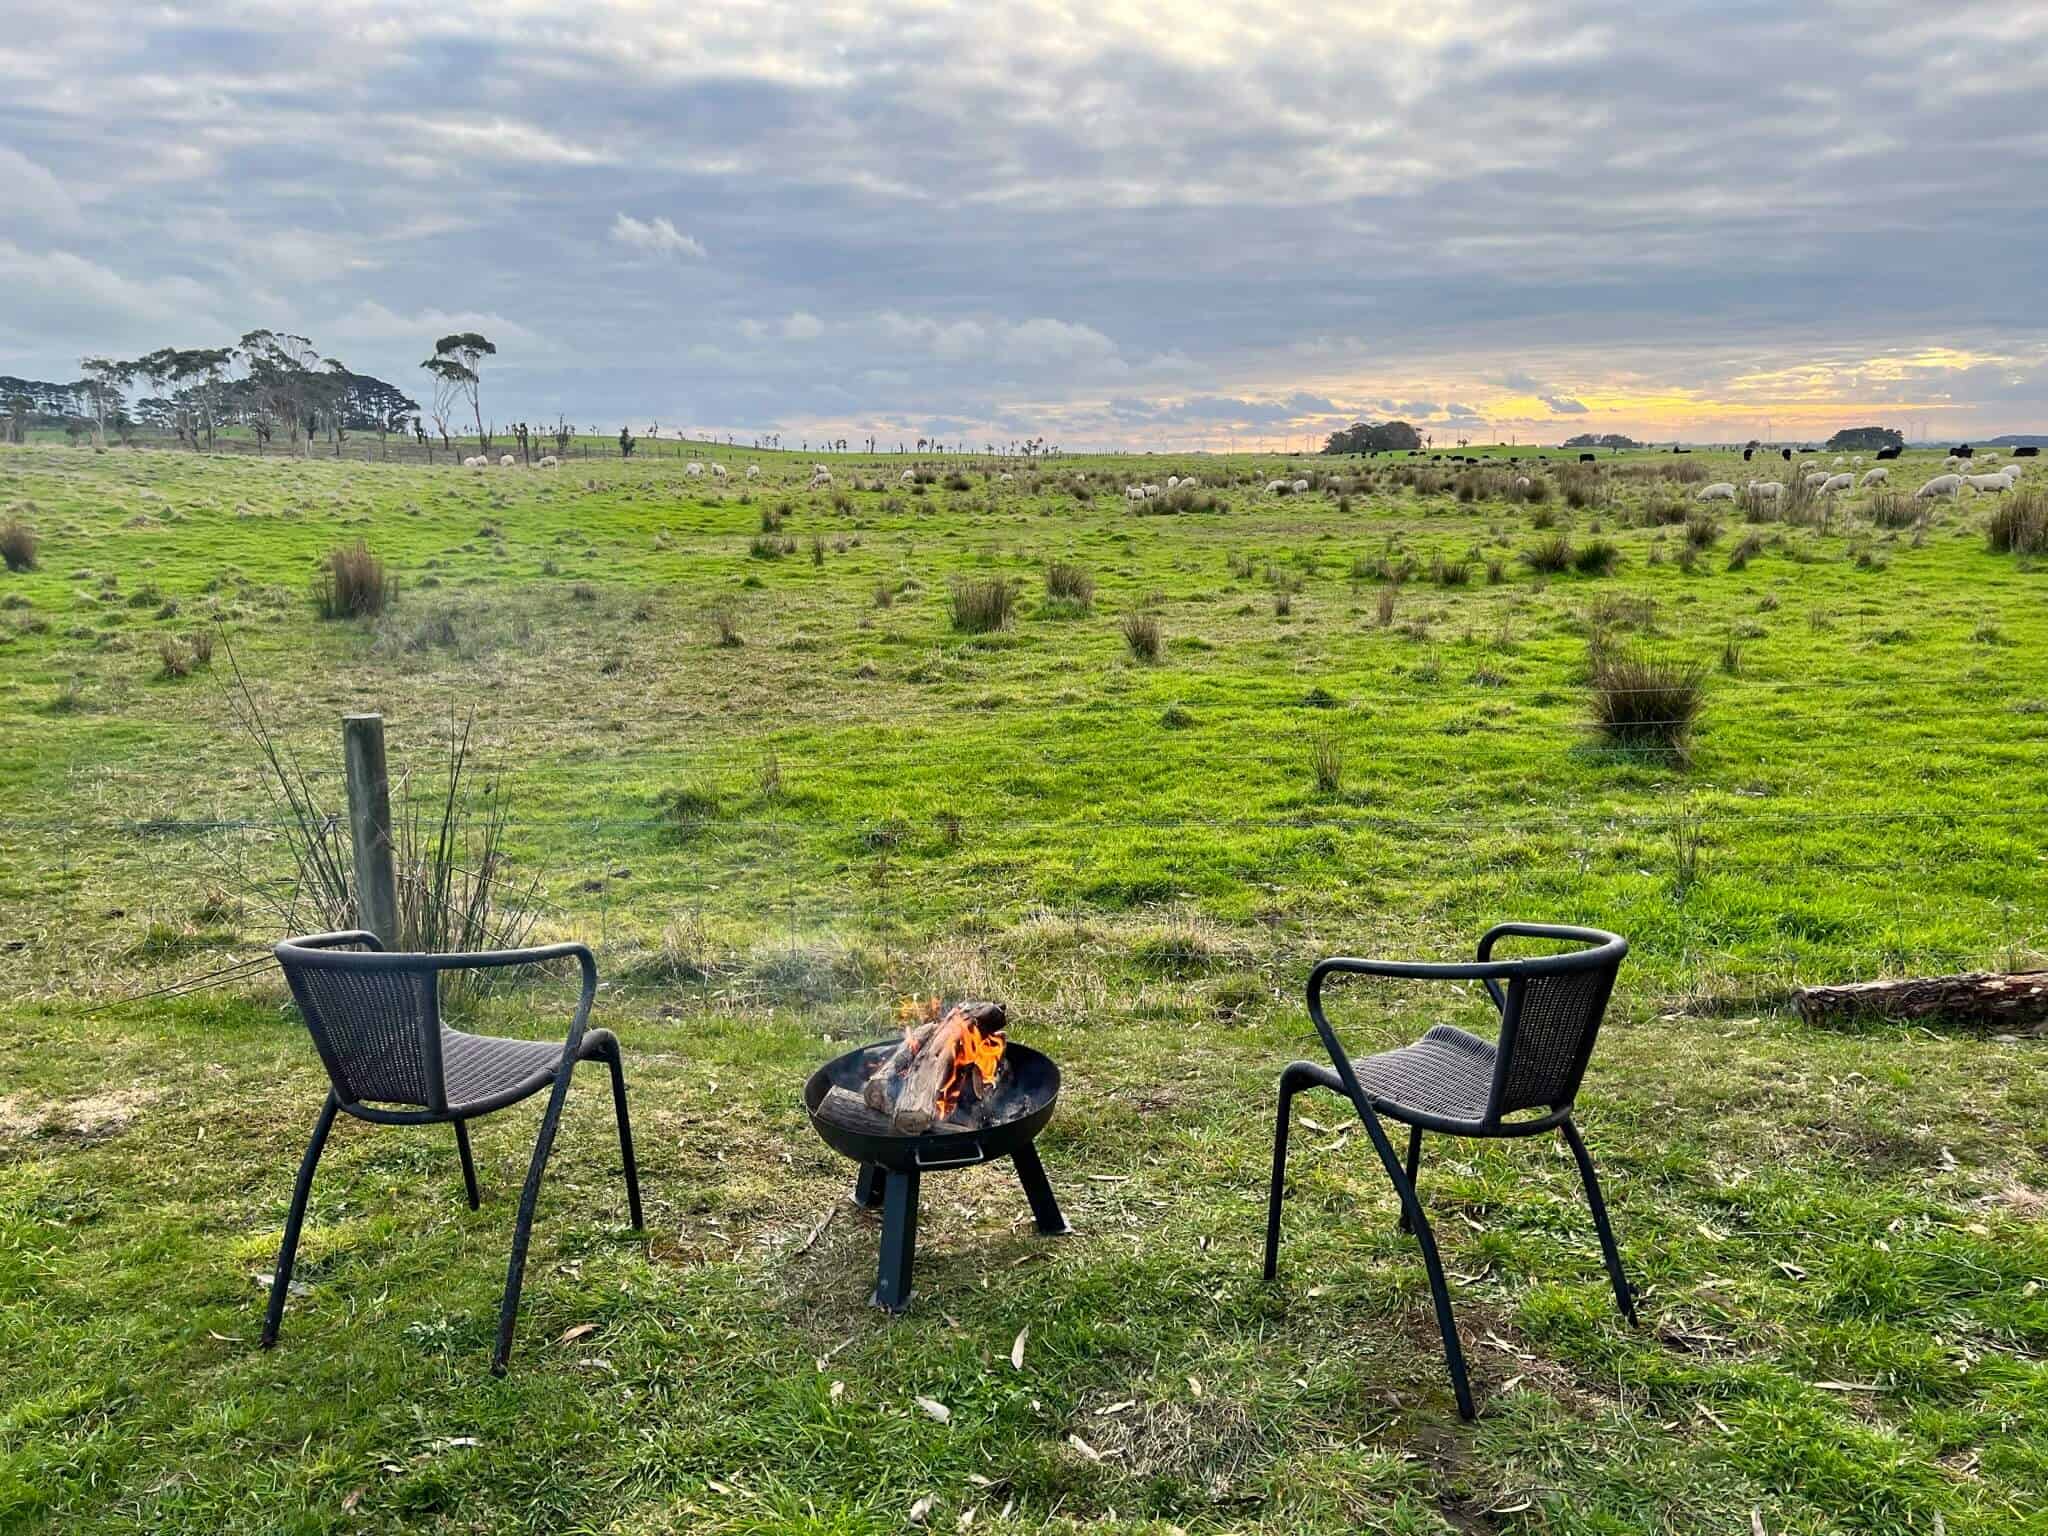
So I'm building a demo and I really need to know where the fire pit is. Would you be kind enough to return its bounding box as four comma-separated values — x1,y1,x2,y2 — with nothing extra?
803,1000,1069,1310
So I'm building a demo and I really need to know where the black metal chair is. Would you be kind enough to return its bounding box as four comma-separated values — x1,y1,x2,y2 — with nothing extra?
264,931,644,1372
1263,922,1636,1419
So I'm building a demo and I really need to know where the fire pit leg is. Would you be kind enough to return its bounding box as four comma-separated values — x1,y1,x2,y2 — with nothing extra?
872,1170,920,1311
853,1161,886,1210
1011,1144,1070,1235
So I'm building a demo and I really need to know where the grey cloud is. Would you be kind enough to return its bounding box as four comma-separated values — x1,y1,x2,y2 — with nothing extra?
2,0,2045,443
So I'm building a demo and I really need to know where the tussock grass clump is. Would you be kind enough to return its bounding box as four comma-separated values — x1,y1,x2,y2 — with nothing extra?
1122,611,1162,662
1521,534,1574,574
0,520,38,573
312,540,394,619
1684,512,1720,549
1309,730,1342,794
949,576,1015,633
1564,540,1613,577
709,606,743,647
1866,488,1917,530
1375,586,1397,626
1986,488,2048,555
1044,561,1095,608
189,629,214,667
1727,531,1764,570
1588,640,1706,757
156,636,191,678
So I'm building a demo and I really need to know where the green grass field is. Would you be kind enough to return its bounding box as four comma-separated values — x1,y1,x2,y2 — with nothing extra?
2,440,2045,1533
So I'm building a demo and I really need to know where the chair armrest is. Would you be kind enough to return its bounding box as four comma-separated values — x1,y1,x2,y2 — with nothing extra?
1306,955,1512,1098
276,929,384,954
429,944,600,1063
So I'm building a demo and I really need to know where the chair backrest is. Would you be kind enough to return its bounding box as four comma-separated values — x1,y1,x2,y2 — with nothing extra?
275,933,448,1111
1482,924,1626,1120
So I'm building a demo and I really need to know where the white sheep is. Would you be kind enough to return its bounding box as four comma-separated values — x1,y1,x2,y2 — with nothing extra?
999,472,1013,482
711,463,729,478
1695,482,1737,502
1800,460,1818,472
538,454,559,469
1832,455,1846,466
1142,483,1161,498
1963,472,2012,493
745,464,761,479
1820,473,1854,495
499,453,515,467
1852,455,1864,466
1915,473,1963,499
1178,475,1198,489
1803,471,1831,489
900,469,916,483
1858,467,1888,487
1746,480,1784,505
1944,456,1961,469
1983,452,2000,464
1291,478,1310,493
1126,485,1147,503
1513,476,1532,493
685,462,704,478
1266,479,1291,494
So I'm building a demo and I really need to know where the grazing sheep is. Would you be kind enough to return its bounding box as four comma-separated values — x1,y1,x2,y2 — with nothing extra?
1746,481,1784,506
1291,478,1309,493
1820,473,1854,495
1178,475,1198,488
1982,452,2000,465
1915,473,1963,499
746,464,761,479
1963,472,2014,494
1126,485,1147,503
1858,467,1888,487
538,454,558,469
1803,471,1831,489
1696,482,1737,502
1832,455,1846,466
1265,479,1291,494
711,462,729,478
499,454,515,467
999,472,1013,482
901,469,916,483
1513,476,1532,493
685,461,704,477
1165,476,1180,490
1142,483,1161,498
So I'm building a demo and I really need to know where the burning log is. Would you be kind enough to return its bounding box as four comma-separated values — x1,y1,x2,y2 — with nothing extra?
862,1000,1007,1134
1794,970,2048,1030
816,1085,902,1136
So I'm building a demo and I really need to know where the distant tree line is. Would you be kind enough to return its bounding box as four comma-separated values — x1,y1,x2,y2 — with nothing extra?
1823,426,1904,451
1,329,482,458
1321,420,1423,454
1561,432,1643,450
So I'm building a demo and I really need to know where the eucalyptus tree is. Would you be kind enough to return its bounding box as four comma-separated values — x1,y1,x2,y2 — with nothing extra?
421,332,496,454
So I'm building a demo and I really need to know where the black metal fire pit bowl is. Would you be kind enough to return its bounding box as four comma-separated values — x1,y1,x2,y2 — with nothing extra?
804,1039,1069,1310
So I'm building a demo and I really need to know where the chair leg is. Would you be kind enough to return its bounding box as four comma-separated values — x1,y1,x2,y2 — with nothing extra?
1561,1117,1636,1325
1352,1098,1475,1421
262,1093,338,1349
599,1041,644,1230
453,1120,480,1211
493,1067,576,1374
1264,1062,1322,1281
1398,1124,1423,1233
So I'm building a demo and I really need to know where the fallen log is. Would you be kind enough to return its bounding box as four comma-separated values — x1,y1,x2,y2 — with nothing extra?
1794,971,2048,1029
860,1001,1006,1134
862,1014,945,1114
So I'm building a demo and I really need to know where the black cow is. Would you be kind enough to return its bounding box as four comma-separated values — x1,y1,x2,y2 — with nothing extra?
1781,448,1792,461
1579,452,1596,463
1875,445,1902,460
1952,444,1973,459
2016,445,2040,458
1743,447,1755,461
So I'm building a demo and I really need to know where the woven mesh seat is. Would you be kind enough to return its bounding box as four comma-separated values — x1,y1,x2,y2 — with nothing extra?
1264,923,1637,1421
441,1027,618,1114
263,931,643,1373
1353,1025,1496,1124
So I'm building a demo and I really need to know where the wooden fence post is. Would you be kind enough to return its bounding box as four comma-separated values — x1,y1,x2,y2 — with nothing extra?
342,714,400,948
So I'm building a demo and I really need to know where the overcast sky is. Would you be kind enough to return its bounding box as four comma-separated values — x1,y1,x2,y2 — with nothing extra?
4,0,2046,448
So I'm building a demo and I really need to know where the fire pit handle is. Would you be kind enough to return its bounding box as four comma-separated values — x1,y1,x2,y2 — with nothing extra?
913,1139,985,1169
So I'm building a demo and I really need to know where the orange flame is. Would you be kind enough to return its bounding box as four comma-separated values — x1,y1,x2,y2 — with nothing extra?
936,1013,1006,1121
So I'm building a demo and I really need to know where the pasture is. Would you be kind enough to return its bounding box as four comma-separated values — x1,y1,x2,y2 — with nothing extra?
1,440,2046,1534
